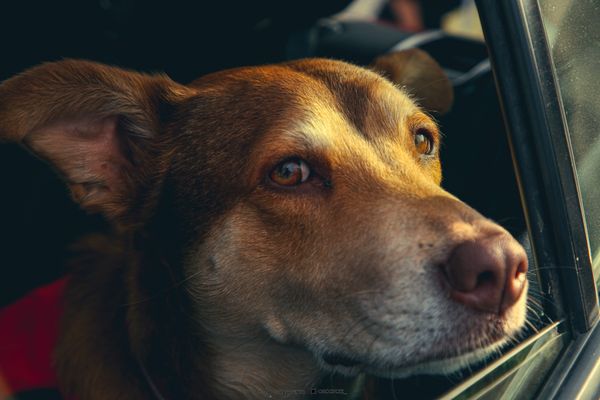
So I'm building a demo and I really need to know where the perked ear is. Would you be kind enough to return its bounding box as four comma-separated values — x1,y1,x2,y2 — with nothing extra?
370,48,454,115
0,60,193,219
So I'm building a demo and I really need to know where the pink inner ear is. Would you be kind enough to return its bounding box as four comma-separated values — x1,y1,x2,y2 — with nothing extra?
25,116,132,213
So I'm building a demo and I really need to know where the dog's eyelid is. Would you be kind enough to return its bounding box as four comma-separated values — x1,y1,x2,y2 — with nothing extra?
412,124,439,139
408,112,439,135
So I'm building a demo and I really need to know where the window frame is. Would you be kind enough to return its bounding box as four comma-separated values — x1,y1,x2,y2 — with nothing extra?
475,0,600,397
475,0,598,332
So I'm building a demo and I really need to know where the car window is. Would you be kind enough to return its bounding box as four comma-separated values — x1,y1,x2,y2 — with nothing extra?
474,0,600,397
539,0,600,287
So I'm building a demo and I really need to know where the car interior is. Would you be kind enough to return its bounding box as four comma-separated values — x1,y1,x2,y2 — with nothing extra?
0,1,591,398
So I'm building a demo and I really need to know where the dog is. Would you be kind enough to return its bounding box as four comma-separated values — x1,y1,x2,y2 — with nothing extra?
0,49,528,399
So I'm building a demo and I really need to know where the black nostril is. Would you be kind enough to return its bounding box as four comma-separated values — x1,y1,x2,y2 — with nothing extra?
476,270,496,287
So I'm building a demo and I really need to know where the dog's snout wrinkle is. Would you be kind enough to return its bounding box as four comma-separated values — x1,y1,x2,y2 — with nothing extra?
442,234,528,315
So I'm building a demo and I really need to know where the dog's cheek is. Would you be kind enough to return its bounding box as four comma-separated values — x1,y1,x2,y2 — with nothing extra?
182,208,288,326
186,200,371,337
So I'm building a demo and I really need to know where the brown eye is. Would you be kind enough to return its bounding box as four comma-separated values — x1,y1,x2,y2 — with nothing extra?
414,129,434,155
269,158,311,186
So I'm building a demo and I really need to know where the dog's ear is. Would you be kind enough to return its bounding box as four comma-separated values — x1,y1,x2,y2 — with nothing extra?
0,60,194,220
371,48,454,114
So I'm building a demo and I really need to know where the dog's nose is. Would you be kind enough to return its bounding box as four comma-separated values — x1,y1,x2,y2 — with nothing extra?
442,234,528,314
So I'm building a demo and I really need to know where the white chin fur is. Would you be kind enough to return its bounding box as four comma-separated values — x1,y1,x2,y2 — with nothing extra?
318,339,506,379
367,340,506,379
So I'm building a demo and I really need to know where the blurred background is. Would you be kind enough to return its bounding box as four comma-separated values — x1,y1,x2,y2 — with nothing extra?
1,0,482,82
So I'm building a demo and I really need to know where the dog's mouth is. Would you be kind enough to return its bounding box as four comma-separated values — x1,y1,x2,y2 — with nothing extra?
321,352,363,368
318,352,366,377
317,336,508,378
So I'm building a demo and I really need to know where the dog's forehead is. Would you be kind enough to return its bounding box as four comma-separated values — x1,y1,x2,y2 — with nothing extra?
172,60,430,187
188,59,420,141
284,59,420,138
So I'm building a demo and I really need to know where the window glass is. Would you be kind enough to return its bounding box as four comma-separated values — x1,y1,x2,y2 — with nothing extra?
540,0,600,286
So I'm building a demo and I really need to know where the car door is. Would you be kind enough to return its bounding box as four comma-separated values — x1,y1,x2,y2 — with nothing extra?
446,0,600,398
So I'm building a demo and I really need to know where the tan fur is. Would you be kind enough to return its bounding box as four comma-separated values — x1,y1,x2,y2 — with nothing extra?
0,55,526,399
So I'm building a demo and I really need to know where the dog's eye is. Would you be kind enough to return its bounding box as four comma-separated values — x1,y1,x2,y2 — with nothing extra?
414,129,435,155
270,159,311,186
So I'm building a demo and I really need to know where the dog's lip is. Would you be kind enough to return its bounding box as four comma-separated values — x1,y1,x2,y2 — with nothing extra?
321,352,363,368
320,346,501,379
318,332,508,376
363,340,507,378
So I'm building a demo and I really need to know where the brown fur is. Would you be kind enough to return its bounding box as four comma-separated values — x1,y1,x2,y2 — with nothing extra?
0,53,527,399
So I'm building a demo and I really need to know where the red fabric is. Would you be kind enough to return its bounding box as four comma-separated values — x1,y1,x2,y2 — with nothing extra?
0,278,67,397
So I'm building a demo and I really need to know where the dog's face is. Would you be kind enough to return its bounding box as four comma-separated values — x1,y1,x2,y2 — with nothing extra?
0,52,528,396
174,58,528,378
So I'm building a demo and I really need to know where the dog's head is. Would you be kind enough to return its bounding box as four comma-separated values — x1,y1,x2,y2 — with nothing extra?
0,51,527,395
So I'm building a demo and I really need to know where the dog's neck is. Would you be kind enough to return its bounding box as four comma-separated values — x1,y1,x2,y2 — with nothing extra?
202,335,322,399
57,232,345,399
141,334,369,400
130,234,324,399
